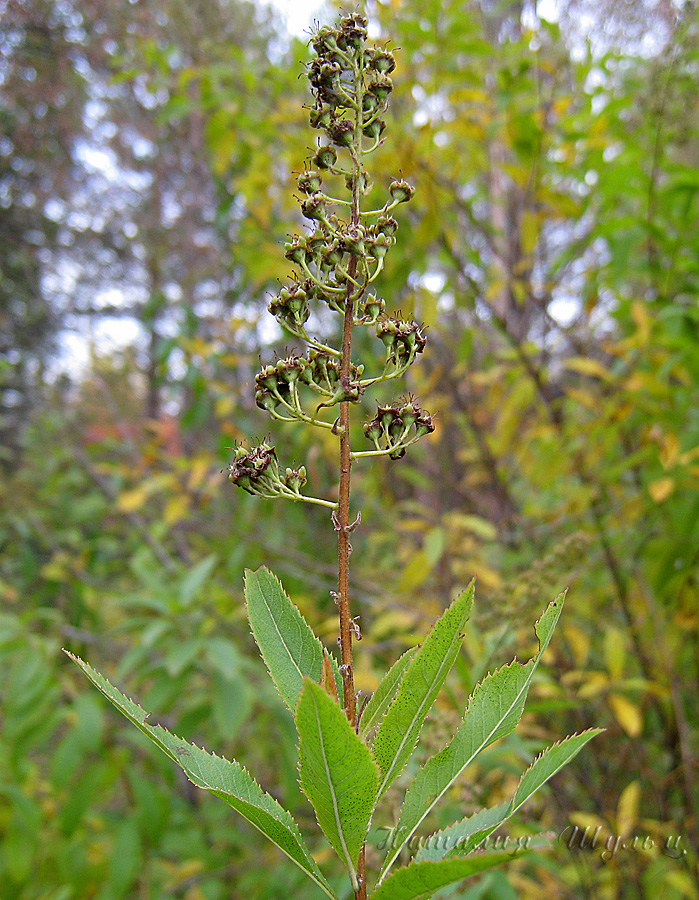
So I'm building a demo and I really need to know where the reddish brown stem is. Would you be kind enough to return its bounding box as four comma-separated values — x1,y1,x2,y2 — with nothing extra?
338,229,360,728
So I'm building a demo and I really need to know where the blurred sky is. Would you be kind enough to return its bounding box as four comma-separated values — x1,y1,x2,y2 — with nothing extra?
267,0,328,36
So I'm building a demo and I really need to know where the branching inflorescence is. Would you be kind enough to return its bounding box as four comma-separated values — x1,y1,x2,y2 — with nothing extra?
227,13,434,745
227,13,434,504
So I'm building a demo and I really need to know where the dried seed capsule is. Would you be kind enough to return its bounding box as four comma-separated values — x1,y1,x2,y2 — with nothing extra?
363,118,385,140
370,50,396,74
310,105,334,129
297,170,323,194
284,235,309,264
376,214,398,236
414,409,436,437
370,232,393,259
227,443,278,494
361,294,385,323
327,119,354,147
301,191,327,220
338,13,368,50
368,73,393,102
362,93,380,115
311,25,339,55
313,145,337,169
389,179,415,203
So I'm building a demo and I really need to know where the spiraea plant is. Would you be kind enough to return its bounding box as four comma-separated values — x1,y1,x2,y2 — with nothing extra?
66,14,601,900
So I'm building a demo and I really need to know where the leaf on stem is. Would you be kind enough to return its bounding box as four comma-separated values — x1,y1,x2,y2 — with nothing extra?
297,679,379,889
244,567,324,712
359,646,416,737
372,583,474,798
370,851,515,900
65,651,338,900
381,594,565,875
417,728,604,863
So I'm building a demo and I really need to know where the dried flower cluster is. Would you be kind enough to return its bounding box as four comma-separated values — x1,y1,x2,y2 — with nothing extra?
227,13,433,505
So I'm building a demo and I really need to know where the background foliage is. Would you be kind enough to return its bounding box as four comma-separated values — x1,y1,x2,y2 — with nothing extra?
1,0,698,898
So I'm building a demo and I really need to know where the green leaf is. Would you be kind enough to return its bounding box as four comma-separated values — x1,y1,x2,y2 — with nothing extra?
372,583,474,798
359,647,417,737
179,553,218,606
65,652,338,900
244,567,324,712
381,595,564,875
370,851,515,900
418,729,603,863
297,679,379,890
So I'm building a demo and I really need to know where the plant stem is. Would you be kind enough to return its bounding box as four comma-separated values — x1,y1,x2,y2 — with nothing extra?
335,58,368,900
337,142,362,732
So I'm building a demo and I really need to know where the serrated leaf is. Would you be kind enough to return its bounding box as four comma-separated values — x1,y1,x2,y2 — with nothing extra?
370,851,514,900
65,652,338,900
359,647,417,737
373,584,474,798
380,595,564,876
417,729,603,864
244,567,324,712
416,804,509,861
296,679,379,889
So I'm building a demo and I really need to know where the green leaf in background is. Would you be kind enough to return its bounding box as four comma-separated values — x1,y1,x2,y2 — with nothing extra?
244,567,324,712
65,652,338,900
296,678,379,890
380,595,564,876
370,851,515,900
359,647,417,737
372,583,474,797
418,728,604,863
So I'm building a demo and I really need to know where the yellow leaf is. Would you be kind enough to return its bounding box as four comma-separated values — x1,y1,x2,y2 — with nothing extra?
649,477,675,503
604,627,626,680
566,387,598,410
117,486,151,513
577,671,609,698
608,693,643,737
659,433,679,469
564,357,614,381
616,781,641,838
215,396,236,418
464,561,502,589
187,457,212,491
399,546,439,592
164,495,190,526
568,811,609,835
520,209,539,256
563,624,589,666
631,300,652,344
369,610,418,641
